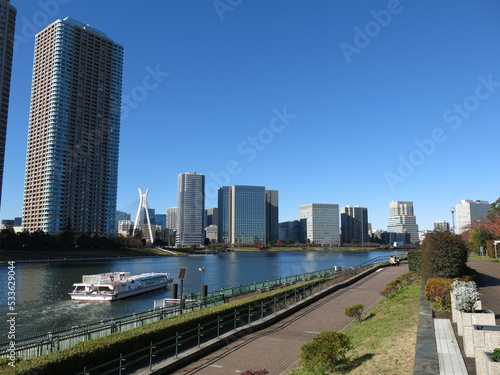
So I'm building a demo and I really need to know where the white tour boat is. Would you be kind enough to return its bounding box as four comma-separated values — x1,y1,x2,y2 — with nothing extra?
69,272,174,301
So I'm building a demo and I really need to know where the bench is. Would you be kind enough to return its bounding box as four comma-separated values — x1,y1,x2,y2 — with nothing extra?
434,319,468,374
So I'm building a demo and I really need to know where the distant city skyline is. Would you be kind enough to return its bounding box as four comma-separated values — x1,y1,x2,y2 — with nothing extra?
0,2,499,232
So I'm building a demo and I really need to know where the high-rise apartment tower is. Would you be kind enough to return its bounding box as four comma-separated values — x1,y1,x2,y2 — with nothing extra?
177,172,205,246
455,199,490,234
22,17,123,236
341,205,369,244
0,0,16,207
299,203,340,245
387,201,419,243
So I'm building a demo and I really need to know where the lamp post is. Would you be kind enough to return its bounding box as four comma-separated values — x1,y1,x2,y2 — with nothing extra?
450,207,455,233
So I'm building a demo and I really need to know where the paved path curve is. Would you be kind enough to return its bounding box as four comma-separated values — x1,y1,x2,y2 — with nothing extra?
170,265,409,375
467,258,500,325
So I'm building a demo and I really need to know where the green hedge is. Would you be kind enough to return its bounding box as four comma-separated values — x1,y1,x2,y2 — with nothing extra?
380,271,416,298
0,280,317,375
407,250,421,272
420,232,468,279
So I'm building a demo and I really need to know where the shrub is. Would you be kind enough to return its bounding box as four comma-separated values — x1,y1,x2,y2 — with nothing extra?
407,250,421,272
241,370,269,375
380,271,416,298
300,331,352,371
344,304,364,322
486,240,496,258
424,277,453,310
452,280,480,312
380,284,398,298
420,232,468,279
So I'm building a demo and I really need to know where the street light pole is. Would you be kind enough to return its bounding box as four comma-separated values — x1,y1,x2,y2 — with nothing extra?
450,207,455,233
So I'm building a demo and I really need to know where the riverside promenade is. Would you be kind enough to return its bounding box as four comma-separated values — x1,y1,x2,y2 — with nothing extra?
164,264,409,375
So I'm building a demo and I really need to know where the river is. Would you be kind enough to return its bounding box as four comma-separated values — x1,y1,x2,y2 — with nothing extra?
0,250,406,339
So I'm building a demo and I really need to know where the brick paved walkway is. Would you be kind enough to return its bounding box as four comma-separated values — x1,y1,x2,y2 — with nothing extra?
467,258,500,325
170,265,409,375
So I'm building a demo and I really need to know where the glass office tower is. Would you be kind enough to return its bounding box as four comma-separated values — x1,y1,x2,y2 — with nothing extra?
218,185,267,244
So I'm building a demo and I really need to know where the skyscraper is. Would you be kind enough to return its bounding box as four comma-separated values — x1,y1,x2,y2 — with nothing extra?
166,207,177,231
265,189,279,242
299,203,340,245
341,205,369,244
455,199,490,234
0,0,16,208
177,172,205,246
22,17,123,236
387,201,419,243
218,185,265,244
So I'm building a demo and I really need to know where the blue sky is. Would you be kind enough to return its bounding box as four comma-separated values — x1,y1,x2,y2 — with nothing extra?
1,0,499,232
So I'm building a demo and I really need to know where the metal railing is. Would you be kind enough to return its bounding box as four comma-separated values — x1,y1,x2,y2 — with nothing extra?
70,255,393,375
0,295,224,361
1,255,396,364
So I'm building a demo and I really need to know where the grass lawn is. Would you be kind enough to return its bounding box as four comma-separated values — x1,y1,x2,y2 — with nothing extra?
469,254,500,262
290,277,421,374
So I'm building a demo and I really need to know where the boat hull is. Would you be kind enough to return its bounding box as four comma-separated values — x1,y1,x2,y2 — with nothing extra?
70,281,170,301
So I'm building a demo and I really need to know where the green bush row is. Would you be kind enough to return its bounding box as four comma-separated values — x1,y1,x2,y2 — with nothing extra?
380,271,416,298
424,274,475,311
1,280,319,375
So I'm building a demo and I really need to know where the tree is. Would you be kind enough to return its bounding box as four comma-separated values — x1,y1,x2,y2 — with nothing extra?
468,228,494,254
133,228,143,238
344,304,364,322
471,198,500,238
420,232,468,279
300,331,352,371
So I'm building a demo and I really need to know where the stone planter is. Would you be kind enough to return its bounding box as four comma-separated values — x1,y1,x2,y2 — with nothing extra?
457,305,486,336
451,292,458,323
462,310,496,357
451,292,481,324
474,327,500,375
479,351,500,375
